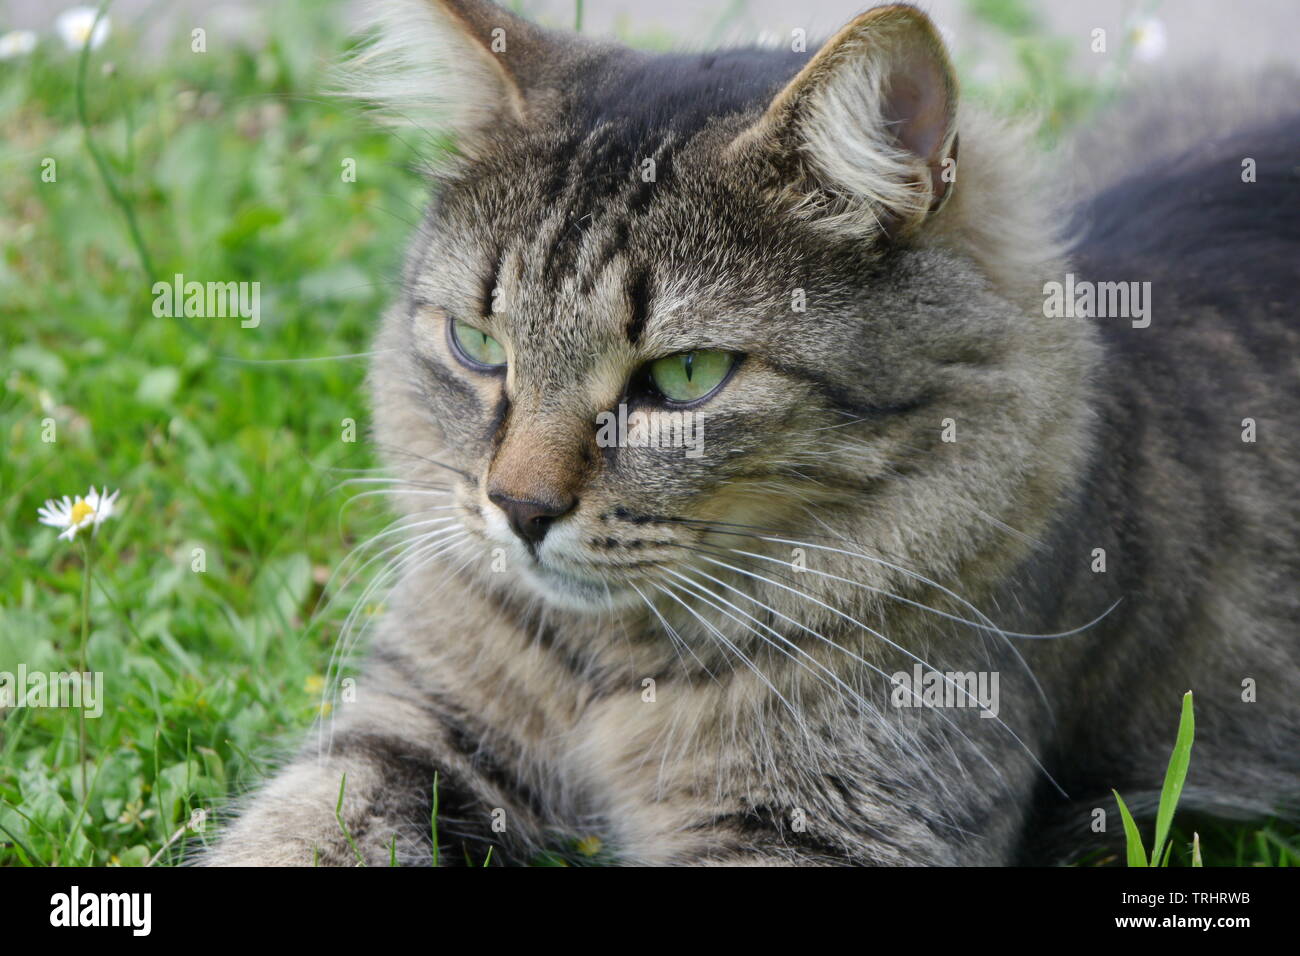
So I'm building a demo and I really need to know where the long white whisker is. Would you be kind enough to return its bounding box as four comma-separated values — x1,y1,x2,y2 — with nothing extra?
694,552,1066,798
664,564,985,789
628,582,717,680
651,583,807,733
317,527,468,757
323,529,471,756
719,545,1053,720
663,568,887,729
700,527,1120,642
342,490,456,506
314,515,462,620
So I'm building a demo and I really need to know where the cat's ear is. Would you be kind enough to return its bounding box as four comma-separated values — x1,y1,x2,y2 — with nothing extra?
734,5,959,236
339,0,571,157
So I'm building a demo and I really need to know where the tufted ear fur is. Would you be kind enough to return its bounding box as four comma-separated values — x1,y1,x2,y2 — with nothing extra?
732,4,959,237
338,0,586,158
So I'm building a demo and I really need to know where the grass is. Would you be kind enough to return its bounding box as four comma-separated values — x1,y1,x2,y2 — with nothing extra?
2,0,417,866
0,0,1294,867
1112,691,1196,867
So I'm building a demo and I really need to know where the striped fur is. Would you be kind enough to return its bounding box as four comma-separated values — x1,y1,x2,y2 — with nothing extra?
205,2,1300,866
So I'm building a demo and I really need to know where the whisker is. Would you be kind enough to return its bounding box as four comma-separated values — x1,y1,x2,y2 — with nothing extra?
661,571,889,735
371,442,475,481
335,475,452,488
317,522,468,696
664,516,1119,641
319,528,469,758
763,527,1122,642
340,489,456,508
317,514,461,616
651,582,807,732
685,551,1065,797
628,582,718,681
221,348,394,367
661,564,982,784
718,545,1052,720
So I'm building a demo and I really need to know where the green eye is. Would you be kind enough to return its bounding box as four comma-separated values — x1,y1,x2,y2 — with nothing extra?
647,350,736,404
450,318,507,368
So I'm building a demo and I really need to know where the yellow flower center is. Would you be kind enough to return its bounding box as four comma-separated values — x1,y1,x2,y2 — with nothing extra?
70,499,95,526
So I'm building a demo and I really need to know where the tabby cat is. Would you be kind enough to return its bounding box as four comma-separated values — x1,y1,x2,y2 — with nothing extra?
205,0,1299,865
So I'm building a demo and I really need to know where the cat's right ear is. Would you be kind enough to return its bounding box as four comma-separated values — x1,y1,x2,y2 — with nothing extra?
730,4,960,238
338,0,572,158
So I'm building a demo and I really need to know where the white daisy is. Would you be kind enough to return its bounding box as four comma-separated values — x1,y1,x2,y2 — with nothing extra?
1129,17,1167,63
0,30,38,60
38,486,121,541
55,6,111,53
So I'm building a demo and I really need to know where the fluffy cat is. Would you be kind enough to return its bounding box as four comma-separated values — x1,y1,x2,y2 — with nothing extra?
205,0,1299,865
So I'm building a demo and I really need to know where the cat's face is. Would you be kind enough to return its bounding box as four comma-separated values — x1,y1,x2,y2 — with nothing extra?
365,1,1093,619
393,124,911,609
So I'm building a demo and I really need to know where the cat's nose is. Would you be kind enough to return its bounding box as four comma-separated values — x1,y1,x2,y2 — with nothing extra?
488,491,576,546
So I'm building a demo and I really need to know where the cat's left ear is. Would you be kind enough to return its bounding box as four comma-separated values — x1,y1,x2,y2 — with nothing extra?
733,5,959,237
338,0,580,160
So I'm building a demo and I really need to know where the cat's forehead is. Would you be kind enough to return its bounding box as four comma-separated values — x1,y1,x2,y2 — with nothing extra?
421,125,828,364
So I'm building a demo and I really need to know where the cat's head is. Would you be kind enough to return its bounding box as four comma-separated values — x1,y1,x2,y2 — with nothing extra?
358,1,1096,623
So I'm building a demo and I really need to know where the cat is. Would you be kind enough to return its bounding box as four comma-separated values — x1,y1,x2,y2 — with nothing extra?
204,0,1300,865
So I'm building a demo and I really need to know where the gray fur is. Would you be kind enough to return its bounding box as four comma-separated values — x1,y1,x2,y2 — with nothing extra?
204,1,1299,866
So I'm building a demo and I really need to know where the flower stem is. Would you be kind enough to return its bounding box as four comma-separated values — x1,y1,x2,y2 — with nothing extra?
78,537,94,798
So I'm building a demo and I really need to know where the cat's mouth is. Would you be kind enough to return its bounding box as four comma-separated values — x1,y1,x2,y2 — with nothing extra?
474,518,653,611
522,560,642,611
462,491,678,611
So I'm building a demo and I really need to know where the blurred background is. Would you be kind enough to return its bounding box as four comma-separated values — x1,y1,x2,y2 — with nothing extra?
1,1,1297,867
6,0,1300,70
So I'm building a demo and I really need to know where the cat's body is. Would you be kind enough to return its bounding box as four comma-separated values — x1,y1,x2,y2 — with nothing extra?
205,1,1299,866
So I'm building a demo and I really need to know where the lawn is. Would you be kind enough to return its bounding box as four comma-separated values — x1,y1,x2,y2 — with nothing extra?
0,0,1294,866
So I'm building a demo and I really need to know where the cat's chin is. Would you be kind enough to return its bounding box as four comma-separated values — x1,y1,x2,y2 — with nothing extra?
515,561,643,615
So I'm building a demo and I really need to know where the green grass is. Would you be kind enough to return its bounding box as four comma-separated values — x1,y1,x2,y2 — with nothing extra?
1093,691,1297,868
0,0,1293,867
1112,691,1195,867
1,0,417,866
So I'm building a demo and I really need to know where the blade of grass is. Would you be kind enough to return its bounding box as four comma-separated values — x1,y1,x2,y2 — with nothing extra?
1151,691,1195,866
74,0,206,349
1255,830,1271,866
1112,789,1148,866
334,773,366,866
1260,829,1300,866
0,815,47,867
75,0,154,279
